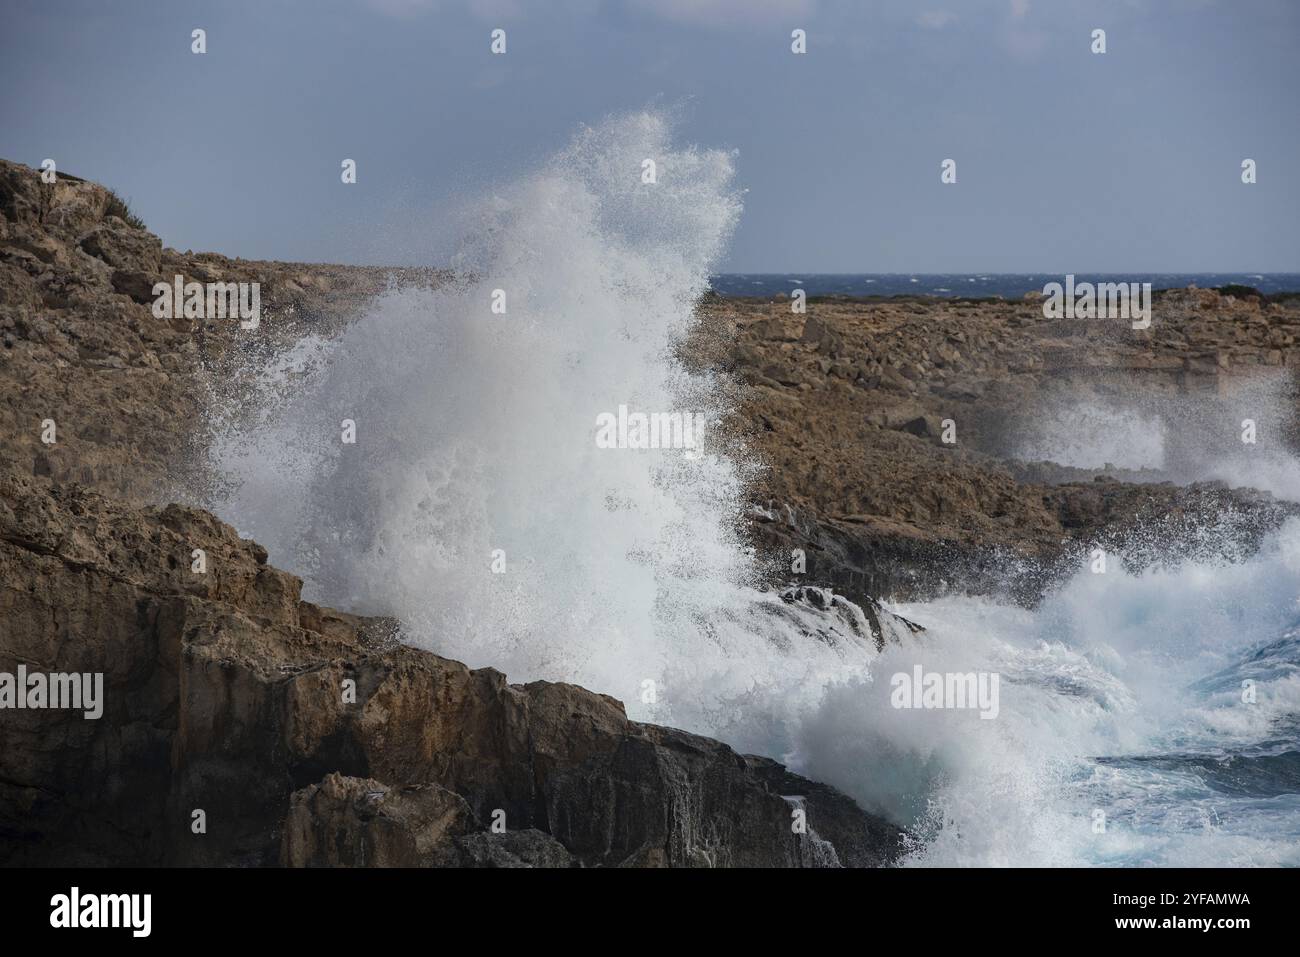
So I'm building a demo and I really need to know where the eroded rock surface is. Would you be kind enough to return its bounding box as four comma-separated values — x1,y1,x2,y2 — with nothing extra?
691,292,1300,601
0,158,439,505
0,467,903,866
4,155,1293,867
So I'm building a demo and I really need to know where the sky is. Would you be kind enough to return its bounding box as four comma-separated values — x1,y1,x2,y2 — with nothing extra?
1,0,1297,272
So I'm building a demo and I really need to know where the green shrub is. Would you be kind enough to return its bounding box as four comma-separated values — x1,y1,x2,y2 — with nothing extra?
1215,283,1263,300
103,188,147,230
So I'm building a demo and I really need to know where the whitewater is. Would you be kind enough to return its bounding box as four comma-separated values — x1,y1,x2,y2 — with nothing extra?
209,111,1300,867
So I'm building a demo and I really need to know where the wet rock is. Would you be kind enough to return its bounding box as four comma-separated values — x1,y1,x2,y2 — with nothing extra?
0,468,905,867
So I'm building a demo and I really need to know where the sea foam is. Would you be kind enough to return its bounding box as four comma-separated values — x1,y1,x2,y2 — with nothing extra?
211,110,1300,866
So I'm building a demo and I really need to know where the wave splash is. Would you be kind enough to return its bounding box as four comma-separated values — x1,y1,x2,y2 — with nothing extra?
212,110,1299,866
870,529,1300,867
210,111,890,762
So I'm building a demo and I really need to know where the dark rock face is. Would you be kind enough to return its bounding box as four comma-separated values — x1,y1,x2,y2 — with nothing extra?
0,469,904,867
750,481,1299,606
281,774,479,867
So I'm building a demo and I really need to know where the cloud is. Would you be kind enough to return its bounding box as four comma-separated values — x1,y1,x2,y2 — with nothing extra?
366,0,815,26
366,0,437,18
1001,27,1048,58
468,0,527,17
364,0,569,19
1000,0,1047,60
627,0,816,29
917,10,958,29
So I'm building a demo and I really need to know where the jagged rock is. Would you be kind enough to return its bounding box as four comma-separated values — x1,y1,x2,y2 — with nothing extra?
0,157,443,505
687,289,1300,601
0,467,904,867
800,316,843,356
281,774,474,867
0,162,108,237
79,217,162,274
6,153,1296,871
436,829,578,868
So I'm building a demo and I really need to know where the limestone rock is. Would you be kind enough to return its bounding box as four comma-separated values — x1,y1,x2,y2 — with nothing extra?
281,774,474,867
0,467,904,867
688,288,1300,601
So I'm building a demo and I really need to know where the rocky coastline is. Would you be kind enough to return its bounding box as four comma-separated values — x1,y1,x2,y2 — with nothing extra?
3,157,1296,866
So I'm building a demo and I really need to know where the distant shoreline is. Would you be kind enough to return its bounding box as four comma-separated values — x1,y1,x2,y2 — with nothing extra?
708,273,1300,301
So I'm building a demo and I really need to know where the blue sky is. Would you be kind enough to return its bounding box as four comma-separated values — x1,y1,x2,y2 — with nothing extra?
2,0,1297,271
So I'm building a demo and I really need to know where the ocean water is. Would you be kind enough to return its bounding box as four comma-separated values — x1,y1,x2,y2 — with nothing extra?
710,273,1300,299
876,543,1300,867
208,110,1300,867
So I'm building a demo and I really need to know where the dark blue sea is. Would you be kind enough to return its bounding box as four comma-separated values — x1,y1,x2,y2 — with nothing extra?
709,273,1300,299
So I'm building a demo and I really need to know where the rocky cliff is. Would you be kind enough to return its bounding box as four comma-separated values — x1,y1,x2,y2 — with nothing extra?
3,154,1294,866
0,467,900,866
0,159,437,506
0,158,903,867
691,290,1300,603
